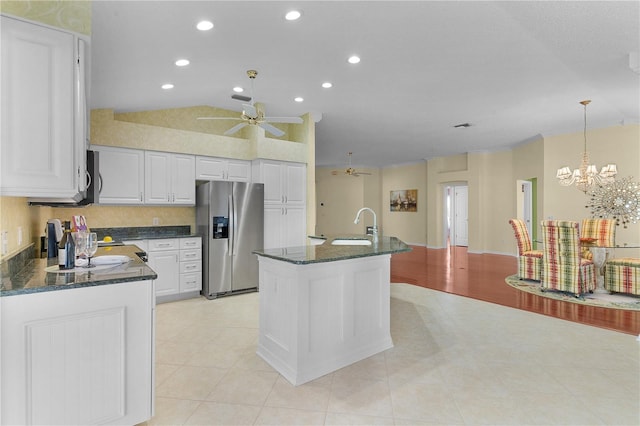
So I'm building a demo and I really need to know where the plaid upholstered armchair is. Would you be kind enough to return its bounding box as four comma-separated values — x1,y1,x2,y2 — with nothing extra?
580,218,616,250
508,219,542,281
580,218,616,246
540,220,596,296
604,258,640,295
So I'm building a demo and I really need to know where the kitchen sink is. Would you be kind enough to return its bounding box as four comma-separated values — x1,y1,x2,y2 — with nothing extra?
331,239,372,246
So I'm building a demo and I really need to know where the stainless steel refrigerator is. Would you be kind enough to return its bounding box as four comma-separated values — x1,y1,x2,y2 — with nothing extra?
196,181,264,299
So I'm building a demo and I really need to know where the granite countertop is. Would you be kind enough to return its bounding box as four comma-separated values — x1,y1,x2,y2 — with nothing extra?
252,235,411,265
0,245,157,297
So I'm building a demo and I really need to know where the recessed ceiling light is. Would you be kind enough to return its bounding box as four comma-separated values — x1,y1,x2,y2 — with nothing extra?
285,10,301,21
196,20,214,31
233,86,244,93
348,55,361,64
322,82,333,88
294,97,304,102
161,83,174,90
175,59,190,67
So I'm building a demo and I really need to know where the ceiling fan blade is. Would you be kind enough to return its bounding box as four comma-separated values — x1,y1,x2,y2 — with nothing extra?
264,116,303,124
242,103,257,119
259,122,285,137
197,117,242,121
224,122,248,135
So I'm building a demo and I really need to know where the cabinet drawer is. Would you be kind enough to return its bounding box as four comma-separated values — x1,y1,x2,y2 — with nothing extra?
180,273,202,292
148,238,179,251
180,237,201,250
180,260,201,274
180,249,201,262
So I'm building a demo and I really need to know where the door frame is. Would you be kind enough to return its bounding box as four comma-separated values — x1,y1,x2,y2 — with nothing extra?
442,182,468,247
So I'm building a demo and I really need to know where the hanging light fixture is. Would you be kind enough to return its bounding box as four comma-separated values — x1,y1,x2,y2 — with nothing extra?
556,100,617,193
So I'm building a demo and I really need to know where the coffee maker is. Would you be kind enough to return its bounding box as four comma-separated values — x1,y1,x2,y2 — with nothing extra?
44,219,63,258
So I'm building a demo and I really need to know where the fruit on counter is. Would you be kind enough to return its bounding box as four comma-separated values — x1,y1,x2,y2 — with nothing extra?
104,236,113,242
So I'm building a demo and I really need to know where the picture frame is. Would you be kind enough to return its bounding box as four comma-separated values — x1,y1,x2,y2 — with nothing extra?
390,189,417,212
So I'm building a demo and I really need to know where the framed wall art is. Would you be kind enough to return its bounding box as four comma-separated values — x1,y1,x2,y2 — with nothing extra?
390,189,417,212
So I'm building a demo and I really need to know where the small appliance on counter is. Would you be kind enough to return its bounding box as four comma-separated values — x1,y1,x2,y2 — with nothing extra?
45,219,63,258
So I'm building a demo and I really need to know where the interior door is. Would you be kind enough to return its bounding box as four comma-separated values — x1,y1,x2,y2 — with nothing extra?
454,186,468,246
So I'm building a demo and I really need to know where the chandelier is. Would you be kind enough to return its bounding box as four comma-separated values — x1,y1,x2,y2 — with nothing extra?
556,100,617,193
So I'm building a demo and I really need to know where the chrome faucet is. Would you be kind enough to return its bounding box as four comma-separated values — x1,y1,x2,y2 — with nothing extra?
354,207,378,236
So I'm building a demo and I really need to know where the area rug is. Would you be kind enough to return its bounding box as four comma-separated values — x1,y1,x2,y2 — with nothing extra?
505,275,640,311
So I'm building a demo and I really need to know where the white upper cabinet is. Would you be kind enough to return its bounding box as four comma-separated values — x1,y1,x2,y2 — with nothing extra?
145,151,195,205
95,146,145,204
0,15,87,198
253,159,307,249
253,160,306,205
195,156,251,182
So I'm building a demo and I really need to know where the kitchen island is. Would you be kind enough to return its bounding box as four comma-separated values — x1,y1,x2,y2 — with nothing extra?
1,245,157,426
253,235,411,385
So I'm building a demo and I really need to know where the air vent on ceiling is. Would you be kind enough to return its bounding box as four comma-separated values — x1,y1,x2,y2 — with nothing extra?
231,94,252,102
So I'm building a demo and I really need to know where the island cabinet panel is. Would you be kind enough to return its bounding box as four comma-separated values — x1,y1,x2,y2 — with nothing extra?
1,280,155,425
256,254,393,386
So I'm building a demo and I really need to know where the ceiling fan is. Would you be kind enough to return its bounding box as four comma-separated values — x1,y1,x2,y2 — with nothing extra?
332,152,372,177
197,69,303,137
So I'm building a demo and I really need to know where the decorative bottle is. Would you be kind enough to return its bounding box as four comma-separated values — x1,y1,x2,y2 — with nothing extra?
58,221,75,270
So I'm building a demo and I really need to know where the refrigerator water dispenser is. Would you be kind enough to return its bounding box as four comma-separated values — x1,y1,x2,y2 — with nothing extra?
212,216,229,239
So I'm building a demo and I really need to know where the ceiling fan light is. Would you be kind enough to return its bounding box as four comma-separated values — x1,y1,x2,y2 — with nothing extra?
285,10,301,21
233,86,244,93
161,83,174,90
196,21,214,31
294,97,304,102
175,59,190,67
322,82,333,88
348,55,361,64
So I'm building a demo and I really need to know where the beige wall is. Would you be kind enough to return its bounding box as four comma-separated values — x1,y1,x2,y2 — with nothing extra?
381,163,427,245
543,125,640,252
315,168,371,236
316,124,640,257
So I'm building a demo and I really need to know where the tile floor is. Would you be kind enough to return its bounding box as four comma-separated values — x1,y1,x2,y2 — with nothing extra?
148,284,639,425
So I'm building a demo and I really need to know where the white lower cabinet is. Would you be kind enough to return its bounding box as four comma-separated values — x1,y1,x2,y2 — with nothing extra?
264,205,306,249
179,237,202,293
147,239,180,299
0,280,155,425
142,237,202,302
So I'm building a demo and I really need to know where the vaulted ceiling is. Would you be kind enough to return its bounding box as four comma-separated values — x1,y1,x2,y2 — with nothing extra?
90,1,640,168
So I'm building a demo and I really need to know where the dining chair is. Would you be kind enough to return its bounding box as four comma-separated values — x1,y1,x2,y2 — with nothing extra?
604,258,640,296
508,219,542,281
580,218,616,247
540,220,596,296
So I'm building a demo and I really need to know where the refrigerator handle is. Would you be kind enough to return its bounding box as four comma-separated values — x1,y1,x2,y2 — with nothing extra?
231,191,238,256
228,193,234,256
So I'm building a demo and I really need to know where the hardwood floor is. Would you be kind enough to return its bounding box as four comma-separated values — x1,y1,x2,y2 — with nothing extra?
390,245,640,336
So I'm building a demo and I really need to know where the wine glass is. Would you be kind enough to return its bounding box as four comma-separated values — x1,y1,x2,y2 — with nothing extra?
85,232,98,268
72,231,87,264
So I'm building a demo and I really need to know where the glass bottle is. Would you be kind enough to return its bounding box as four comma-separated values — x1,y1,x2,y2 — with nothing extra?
58,221,75,269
